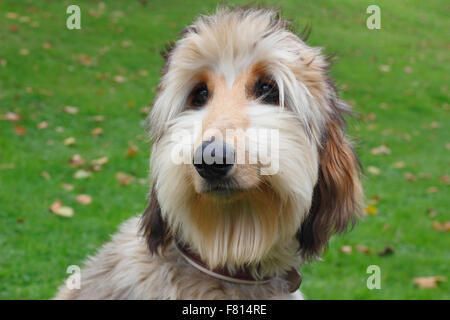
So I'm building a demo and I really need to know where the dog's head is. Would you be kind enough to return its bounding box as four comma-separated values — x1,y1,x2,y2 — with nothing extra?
141,8,363,275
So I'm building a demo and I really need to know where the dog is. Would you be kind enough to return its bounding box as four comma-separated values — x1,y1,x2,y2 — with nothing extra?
55,6,363,300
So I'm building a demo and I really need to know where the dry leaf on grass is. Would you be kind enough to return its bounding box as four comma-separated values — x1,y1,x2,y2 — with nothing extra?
126,144,138,157
76,194,92,205
41,171,51,180
355,244,371,254
91,127,103,135
432,221,450,232
116,172,134,186
413,276,446,289
64,106,78,114
364,205,378,215
69,154,85,167
378,246,394,256
427,186,439,193
91,156,108,166
404,172,416,182
14,125,27,135
63,137,76,146
61,183,74,191
440,175,449,185
49,200,74,218
340,245,352,254
370,145,391,155
393,161,405,168
367,166,381,175
114,75,126,83
3,112,20,121
37,121,48,129
74,169,92,179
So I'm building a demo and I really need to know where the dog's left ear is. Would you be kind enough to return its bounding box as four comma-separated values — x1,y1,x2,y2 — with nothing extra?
139,184,171,255
297,119,363,259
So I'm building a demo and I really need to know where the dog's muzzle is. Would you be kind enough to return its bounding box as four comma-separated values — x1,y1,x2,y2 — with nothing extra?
193,139,235,181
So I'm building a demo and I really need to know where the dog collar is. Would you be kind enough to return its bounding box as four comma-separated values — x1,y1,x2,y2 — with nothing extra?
174,238,302,292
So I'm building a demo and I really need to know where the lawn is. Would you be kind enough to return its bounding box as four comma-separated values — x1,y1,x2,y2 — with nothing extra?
0,0,448,299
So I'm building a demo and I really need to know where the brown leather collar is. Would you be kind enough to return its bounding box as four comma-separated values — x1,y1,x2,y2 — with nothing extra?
174,238,302,292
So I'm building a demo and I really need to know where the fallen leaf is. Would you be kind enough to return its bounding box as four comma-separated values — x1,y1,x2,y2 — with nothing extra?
37,121,48,129
418,173,432,179
426,208,437,218
79,54,93,66
19,48,29,55
367,166,381,175
64,106,78,114
76,194,92,205
55,126,64,133
3,112,20,121
140,106,151,114
114,75,126,83
413,276,446,289
368,195,380,205
370,145,391,155
92,115,104,122
126,144,138,157
9,25,19,32
91,156,108,166
379,65,391,73
403,66,413,74
432,221,450,232
61,183,74,191
429,121,440,129
116,171,134,186
0,163,15,170
6,12,18,19
404,172,416,182
427,186,439,193
49,200,74,218
63,137,76,146
138,70,148,77
121,40,133,48
378,246,394,256
41,171,51,180
74,169,92,179
393,161,405,168
363,205,378,215
440,175,449,185
42,42,52,49
69,154,85,167
92,127,103,135
14,125,27,135
340,245,352,254
355,244,371,254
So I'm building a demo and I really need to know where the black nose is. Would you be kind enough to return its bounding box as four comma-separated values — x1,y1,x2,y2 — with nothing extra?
193,140,235,181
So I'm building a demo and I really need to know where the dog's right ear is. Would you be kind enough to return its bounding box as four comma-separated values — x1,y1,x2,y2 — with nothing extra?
139,184,171,255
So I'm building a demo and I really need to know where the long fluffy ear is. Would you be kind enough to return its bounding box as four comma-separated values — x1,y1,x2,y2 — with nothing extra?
298,121,363,259
139,184,171,254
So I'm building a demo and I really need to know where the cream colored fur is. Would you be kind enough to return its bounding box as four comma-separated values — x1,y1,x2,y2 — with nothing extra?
55,217,303,300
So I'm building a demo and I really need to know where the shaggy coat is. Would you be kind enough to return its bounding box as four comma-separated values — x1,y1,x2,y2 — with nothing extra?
55,7,362,300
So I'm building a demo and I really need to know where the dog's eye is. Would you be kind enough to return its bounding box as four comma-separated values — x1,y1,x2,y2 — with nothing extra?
191,84,209,108
254,80,279,105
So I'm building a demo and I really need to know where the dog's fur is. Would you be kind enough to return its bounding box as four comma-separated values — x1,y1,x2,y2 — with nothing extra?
55,7,363,300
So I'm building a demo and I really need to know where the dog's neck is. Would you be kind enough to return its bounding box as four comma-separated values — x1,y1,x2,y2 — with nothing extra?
174,237,302,292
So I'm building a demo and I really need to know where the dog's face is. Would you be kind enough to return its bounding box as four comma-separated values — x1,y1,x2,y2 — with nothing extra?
142,8,363,273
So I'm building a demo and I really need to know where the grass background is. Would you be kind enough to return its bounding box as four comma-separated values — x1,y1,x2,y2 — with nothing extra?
0,0,448,299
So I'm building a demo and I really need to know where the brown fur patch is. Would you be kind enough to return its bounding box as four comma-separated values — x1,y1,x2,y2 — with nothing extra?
139,185,171,254
298,121,363,259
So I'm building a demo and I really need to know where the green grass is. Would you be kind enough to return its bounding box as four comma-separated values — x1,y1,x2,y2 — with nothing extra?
0,0,448,299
